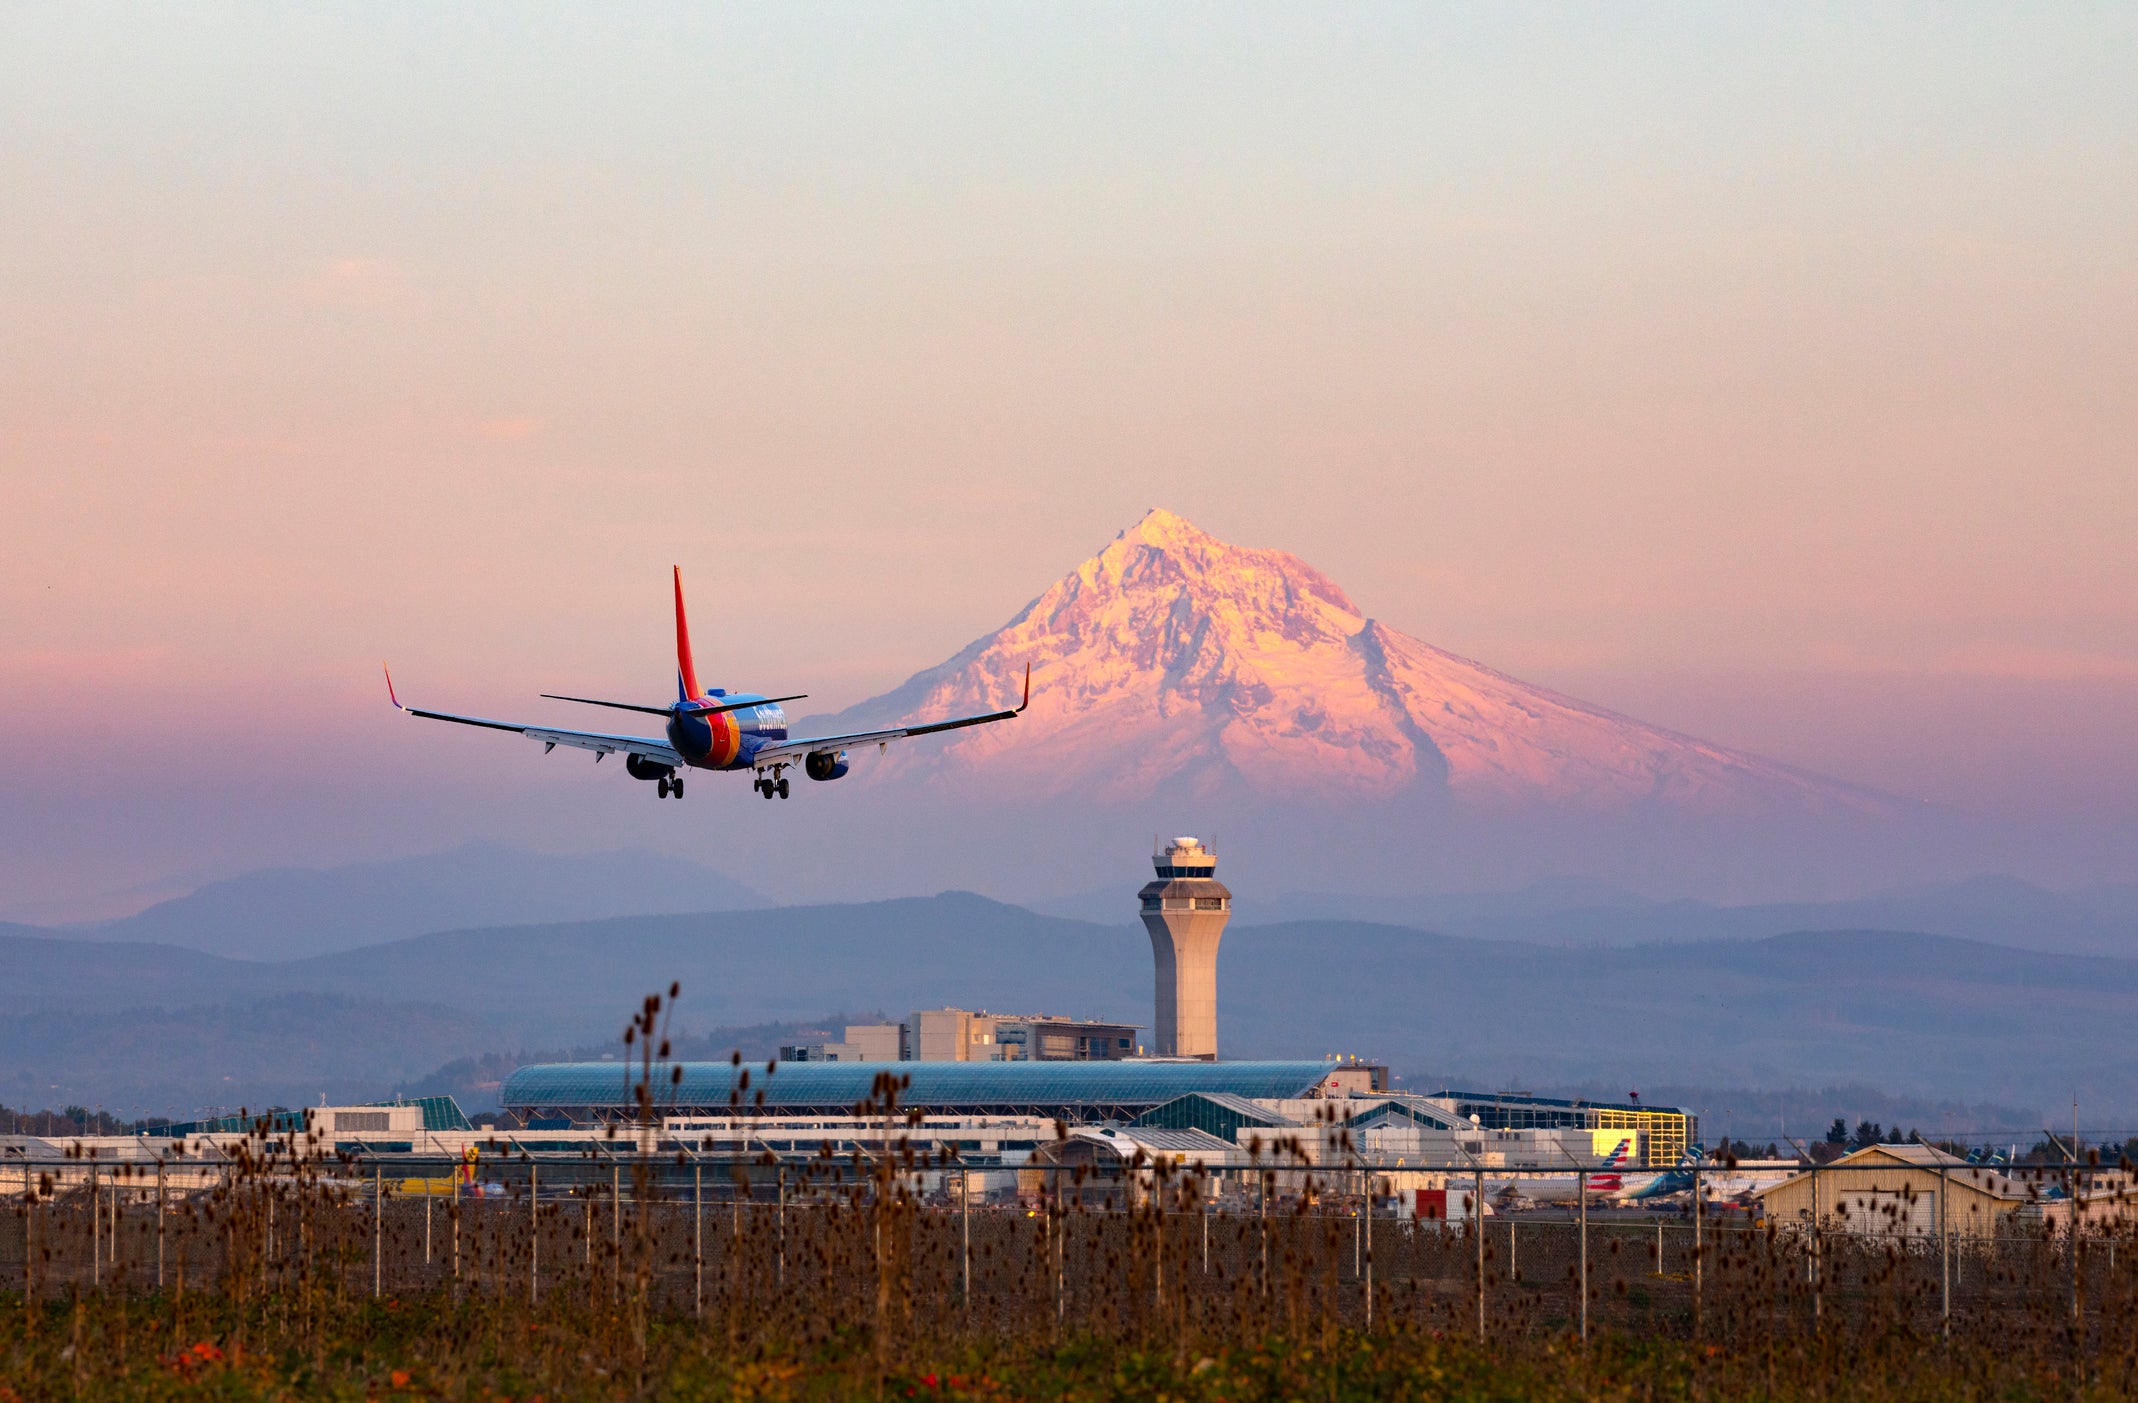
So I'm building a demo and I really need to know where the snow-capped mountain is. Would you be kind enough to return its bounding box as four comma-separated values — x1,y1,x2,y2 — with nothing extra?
805,509,1889,815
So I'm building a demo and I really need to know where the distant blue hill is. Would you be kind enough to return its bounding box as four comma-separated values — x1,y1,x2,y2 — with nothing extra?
50,843,769,961
1234,873,2138,959
6,893,2138,1122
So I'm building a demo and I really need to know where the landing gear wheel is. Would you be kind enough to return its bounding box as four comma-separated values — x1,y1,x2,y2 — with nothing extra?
672,778,684,798
656,776,672,798
759,779,774,799
776,778,790,799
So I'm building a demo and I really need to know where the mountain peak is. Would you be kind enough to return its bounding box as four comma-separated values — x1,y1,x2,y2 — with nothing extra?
813,515,1885,816
1122,506,1207,548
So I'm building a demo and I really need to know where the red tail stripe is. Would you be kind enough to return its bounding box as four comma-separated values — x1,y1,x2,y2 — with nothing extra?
674,566,702,700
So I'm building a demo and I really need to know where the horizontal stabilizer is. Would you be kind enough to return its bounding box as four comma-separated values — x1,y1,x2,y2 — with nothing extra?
540,693,672,717
678,693,807,719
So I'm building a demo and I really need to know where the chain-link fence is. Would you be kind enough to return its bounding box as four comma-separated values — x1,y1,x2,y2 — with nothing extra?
5,1153,2134,1353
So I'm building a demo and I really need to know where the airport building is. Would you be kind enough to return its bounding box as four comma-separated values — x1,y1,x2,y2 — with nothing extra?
908,1008,1139,1062
778,1010,1140,1064
501,1058,1341,1126
777,1023,902,1063
1755,1143,2035,1239
1424,1090,1695,1169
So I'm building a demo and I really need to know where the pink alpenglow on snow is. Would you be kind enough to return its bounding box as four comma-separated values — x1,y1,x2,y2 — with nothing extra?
806,509,1892,816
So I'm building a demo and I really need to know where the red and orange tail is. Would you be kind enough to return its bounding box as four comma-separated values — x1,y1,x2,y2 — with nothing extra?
674,566,703,701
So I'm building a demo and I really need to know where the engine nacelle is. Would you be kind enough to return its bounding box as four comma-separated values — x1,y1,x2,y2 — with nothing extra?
625,754,675,783
804,750,849,782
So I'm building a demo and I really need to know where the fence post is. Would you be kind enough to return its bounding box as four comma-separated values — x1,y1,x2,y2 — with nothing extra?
373,1159,382,1299
2068,1160,2079,1324
610,1163,620,1305
1692,1164,1702,1338
960,1165,971,1320
776,1164,786,1291
693,1163,703,1320
452,1170,461,1288
1939,1162,1950,1339
424,1188,432,1266
91,1161,100,1288
1811,1164,1821,1329
1578,1169,1589,1344
1258,1167,1269,1299
1475,1164,1486,1341
1364,1170,1373,1332
1154,1165,1165,1314
21,1154,33,1306
28,1158,38,1307
529,1160,539,1305
157,1156,166,1289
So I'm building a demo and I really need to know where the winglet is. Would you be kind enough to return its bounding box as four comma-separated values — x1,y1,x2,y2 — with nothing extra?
1017,662,1032,713
673,566,703,702
383,663,405,712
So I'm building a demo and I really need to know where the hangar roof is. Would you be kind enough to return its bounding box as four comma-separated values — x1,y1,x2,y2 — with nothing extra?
503,1059,1336,1117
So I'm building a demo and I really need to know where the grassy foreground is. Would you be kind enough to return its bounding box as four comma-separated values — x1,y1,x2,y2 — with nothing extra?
2,1291,2127,1402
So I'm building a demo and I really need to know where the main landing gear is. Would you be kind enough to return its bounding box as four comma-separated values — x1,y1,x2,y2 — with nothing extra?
753,770,790,800
656,775,685,799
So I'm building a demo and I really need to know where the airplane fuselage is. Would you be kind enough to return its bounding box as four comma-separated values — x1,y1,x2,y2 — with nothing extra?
663,694,790,770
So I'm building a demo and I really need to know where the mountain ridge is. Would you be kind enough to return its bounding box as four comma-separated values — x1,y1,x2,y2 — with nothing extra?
7,899,2135,1119
48,842,768,961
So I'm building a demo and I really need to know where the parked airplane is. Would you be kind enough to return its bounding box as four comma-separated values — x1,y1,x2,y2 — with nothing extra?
1612,1146,1797,1206
386,568,1030,799
1611,1146,1710,1203
1620,1152,1802,1210
1486,1137,1639,1204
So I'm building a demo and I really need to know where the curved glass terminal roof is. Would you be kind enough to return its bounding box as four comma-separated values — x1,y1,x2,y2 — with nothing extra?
503,1060,1335,1113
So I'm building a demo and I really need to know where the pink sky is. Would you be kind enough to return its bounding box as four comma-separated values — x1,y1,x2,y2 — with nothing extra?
2,7,2134,914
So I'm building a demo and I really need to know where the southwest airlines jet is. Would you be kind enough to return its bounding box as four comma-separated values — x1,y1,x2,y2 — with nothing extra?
386,568,1029,800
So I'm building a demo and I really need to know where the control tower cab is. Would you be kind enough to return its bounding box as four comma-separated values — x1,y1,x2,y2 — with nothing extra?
1137,836,1232,1060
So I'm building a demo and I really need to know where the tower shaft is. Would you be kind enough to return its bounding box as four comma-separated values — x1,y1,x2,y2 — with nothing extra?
1138,837,1231,1060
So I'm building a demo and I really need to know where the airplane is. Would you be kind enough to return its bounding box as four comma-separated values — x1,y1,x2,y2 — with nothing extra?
1611,1145,1709,1204
1620,1148,1805,1210
1486,1137,1639,1204
385,567,1030,800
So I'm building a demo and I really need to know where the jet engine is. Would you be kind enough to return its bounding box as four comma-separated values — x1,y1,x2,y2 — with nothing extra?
804,750,850,782
625,754,675,783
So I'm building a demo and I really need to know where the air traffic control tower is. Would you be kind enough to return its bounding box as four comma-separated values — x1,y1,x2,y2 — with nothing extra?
1138,837,1232,1059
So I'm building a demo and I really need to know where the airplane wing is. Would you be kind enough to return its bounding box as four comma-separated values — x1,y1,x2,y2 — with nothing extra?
385,667,685,768
744,664,1031,768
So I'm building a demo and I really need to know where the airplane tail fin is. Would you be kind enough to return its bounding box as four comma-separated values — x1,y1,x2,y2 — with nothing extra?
674,566,703,701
